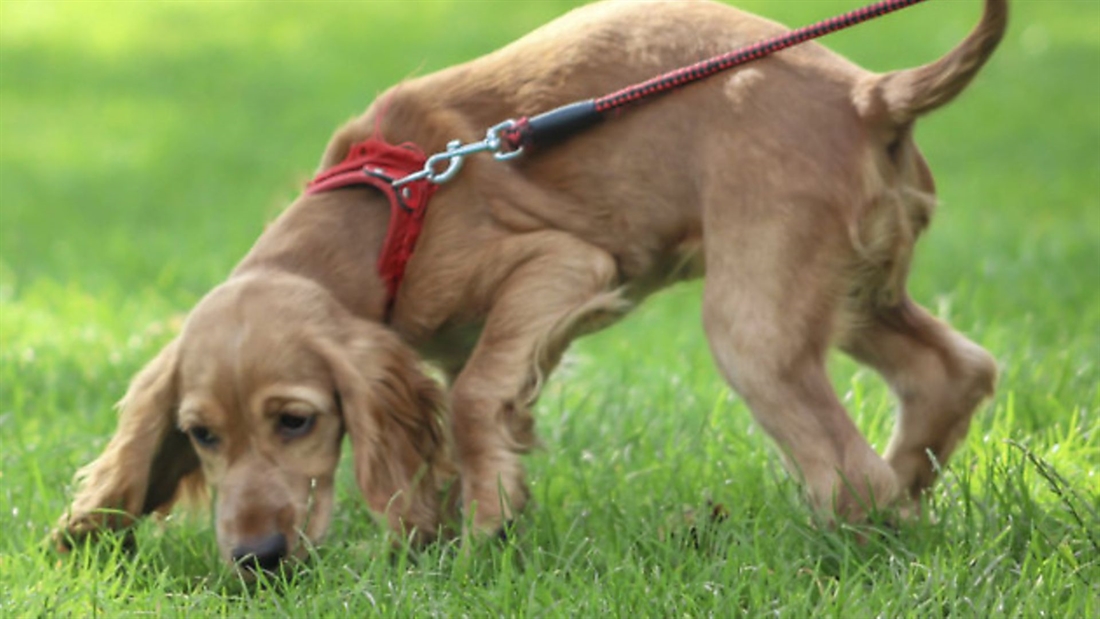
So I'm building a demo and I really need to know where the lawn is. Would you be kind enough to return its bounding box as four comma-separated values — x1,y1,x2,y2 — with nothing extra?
1,0,1097,616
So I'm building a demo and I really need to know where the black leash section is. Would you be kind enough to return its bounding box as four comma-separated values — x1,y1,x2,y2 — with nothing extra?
394,0,929,188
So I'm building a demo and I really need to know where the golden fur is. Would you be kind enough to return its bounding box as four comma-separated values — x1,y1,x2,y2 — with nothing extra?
57,0,1006,568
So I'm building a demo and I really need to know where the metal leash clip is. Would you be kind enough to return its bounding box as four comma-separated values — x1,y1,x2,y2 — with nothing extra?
392,120,525,188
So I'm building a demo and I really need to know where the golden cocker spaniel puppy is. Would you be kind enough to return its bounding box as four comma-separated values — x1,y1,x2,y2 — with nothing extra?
58,0,1006,572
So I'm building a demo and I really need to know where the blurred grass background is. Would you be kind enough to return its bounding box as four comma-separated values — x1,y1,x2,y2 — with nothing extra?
1,0,1097,616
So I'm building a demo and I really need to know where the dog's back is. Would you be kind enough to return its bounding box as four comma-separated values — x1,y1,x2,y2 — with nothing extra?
352,0,1008,297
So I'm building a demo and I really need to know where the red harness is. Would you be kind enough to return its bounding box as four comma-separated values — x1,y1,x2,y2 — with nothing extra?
305,138,437,310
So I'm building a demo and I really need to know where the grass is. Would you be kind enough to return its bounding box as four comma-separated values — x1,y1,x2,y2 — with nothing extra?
1,0,1098,616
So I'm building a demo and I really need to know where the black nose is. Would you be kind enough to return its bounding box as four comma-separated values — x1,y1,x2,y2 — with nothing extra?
232,533,288,573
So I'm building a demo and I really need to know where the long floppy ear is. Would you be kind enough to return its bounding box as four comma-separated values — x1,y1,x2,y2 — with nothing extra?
314,318,452,541
56,338,203,548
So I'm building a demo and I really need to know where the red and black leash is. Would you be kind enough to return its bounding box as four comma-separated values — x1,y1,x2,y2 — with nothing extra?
500,0,929,152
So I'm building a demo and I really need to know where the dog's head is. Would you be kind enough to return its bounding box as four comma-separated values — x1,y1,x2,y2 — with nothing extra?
125,272,450,572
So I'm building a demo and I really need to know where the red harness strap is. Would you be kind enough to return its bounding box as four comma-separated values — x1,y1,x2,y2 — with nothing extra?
306,138,437,310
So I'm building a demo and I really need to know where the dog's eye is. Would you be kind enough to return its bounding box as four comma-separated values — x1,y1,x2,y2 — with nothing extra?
188,426,219,448
277,413,316,439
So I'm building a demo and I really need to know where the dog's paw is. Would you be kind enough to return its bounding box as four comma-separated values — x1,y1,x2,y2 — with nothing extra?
53,508,138,552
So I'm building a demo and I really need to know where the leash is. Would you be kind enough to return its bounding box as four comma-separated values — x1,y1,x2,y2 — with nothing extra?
392,0,929,188
307,0,930,311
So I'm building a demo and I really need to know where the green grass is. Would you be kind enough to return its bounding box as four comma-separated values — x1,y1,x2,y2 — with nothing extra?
2,0,1098,616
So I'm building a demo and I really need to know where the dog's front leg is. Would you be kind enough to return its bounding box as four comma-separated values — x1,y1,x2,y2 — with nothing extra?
448,232,623,537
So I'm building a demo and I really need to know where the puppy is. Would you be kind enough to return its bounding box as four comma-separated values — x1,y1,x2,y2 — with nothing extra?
57,0,1006,571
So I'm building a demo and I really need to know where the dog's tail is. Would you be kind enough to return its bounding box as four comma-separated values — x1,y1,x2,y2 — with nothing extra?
855,0,1008,126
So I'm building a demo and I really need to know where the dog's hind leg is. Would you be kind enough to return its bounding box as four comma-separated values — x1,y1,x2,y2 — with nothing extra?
840,297,997,503
449,231,625,537
700,196,900,521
